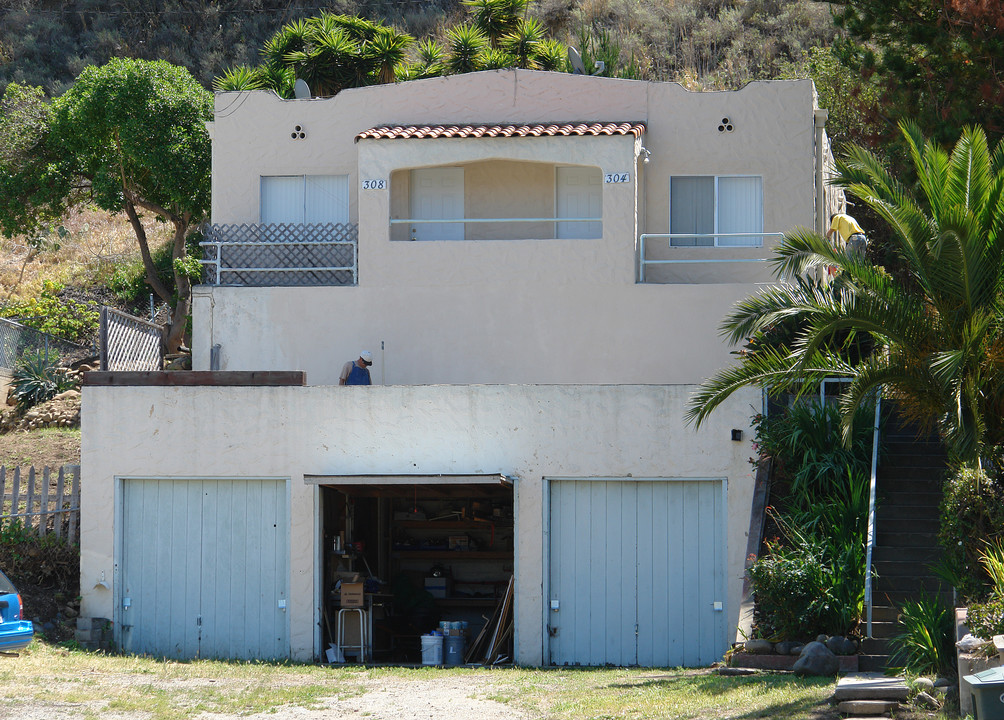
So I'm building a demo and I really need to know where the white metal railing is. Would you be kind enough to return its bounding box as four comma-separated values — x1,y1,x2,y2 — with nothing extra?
864,390,883,637
200,223,357,287
390,216,601,240
638,232,784,282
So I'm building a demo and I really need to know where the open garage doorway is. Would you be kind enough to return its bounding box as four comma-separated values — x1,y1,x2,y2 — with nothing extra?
307,475,515,664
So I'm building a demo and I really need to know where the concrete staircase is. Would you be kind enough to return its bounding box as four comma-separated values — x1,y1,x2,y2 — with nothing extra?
858,411,953,672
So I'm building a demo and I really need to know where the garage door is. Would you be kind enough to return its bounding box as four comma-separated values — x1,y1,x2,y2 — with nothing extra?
119,478,288,660
547,479,725,667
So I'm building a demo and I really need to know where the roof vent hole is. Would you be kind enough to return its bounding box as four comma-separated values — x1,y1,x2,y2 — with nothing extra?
718,117,734,133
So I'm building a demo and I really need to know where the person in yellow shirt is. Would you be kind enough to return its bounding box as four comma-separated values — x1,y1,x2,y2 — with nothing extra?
826,212,868,257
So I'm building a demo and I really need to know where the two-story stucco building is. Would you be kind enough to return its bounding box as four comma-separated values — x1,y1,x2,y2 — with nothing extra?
80,69,838,666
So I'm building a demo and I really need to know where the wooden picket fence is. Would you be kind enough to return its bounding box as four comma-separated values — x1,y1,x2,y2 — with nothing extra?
0,465,80,544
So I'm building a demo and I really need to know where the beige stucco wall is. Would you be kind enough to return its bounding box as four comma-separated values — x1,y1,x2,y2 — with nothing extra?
192,282,757,385
199,72,820,382
81,382,759,665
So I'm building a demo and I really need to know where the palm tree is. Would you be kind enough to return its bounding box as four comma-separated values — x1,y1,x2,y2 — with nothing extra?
687,122,1004,464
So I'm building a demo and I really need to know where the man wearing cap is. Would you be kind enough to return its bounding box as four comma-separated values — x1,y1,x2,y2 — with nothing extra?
339,351,373,385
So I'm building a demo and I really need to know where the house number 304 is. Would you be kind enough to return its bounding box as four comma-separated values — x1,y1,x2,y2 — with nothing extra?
361,179,387,190
604,173,630,183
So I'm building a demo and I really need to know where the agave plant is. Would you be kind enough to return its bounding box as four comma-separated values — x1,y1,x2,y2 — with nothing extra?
11,351,75,412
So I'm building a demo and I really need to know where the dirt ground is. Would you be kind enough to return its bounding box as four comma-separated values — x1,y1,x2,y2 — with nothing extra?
0,428,80,469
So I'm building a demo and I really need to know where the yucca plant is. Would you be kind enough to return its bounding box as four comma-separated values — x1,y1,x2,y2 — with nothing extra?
500,17,546,69
446,24,490,74
211,65,266,92
888,595,955,676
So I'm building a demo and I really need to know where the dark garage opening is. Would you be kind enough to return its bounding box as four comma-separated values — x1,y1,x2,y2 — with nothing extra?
315,476,514,664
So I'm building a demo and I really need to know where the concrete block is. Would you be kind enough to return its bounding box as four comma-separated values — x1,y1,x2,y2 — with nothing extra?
833,673,910,701
836,699,899,715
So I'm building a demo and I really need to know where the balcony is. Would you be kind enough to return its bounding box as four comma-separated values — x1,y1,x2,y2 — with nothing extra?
200,223,357,287
639,232,783,284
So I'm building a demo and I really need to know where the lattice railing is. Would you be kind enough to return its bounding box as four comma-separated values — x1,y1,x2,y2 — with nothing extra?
99,307,164,371
200,223,358,287
0,317,92,371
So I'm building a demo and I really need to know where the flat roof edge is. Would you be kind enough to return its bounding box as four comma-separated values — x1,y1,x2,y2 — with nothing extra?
82,371,307,387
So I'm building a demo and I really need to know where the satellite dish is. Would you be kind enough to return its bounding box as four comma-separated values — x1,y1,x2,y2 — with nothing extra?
567,47,586,75
293,78,311,99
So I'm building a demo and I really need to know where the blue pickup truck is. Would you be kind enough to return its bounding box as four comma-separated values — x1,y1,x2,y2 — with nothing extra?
0,568,33,654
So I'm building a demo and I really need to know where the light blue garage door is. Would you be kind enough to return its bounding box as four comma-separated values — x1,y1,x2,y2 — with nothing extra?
119,478,288,660
548,479,725,667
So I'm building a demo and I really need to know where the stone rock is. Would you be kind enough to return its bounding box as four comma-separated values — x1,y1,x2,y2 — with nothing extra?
165,354,192,371
913,677,935,693
914,691,940,710
934,677,953,688
816,634,828,644
718,667,758,676
826,635,856,656
775,640,799,655
788,643,805,656
792,641,839,676
744,639,774,655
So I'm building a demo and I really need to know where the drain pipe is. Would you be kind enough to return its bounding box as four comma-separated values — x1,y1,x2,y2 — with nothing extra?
814,108,829,235
864,390,882,637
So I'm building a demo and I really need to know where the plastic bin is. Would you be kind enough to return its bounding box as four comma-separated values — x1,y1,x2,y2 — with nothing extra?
421,633,443,666
444,634,465,666
965,667,1004,720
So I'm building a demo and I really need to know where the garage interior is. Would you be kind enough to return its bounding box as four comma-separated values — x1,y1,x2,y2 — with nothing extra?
314,475,515,664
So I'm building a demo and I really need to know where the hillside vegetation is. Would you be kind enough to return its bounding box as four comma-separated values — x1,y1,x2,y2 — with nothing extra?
1,0,837,94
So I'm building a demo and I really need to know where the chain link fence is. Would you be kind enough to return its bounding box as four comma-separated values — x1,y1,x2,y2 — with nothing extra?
0,317,93,371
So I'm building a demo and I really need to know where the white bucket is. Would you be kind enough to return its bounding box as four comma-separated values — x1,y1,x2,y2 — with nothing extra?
421,634,443,666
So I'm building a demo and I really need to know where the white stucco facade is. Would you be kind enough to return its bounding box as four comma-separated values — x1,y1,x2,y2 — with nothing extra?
80,70,831,665
80,382,759,664
196,71,827,385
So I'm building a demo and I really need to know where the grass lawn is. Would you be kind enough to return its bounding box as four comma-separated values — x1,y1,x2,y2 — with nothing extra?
0,639,863,720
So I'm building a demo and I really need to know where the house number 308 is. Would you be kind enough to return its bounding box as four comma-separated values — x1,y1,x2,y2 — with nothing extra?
604,173,630,183
361,179,387,190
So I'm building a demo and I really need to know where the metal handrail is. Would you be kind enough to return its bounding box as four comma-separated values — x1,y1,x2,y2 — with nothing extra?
638,232,783,282
864,390,882,637
390,217,601,225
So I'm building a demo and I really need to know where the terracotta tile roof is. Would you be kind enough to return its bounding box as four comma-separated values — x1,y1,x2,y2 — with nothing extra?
355,121,646,141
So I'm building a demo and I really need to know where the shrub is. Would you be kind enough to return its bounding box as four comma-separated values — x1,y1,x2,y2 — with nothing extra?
888,595,955,676
10,350,76,411
939,464,1004,602
966,597,1004,642
753,399,877,507
747,534,857,639
0,280,98,344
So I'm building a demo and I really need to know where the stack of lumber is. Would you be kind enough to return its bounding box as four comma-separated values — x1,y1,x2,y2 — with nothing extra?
466,575,514,664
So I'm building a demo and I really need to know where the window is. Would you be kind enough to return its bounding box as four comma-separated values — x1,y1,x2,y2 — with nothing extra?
669,176,763,247
260,175,349,224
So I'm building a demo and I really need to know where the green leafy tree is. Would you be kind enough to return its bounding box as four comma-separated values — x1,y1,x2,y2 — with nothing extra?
688,122,1004,464
828,0,1004,144
0,59,212,354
